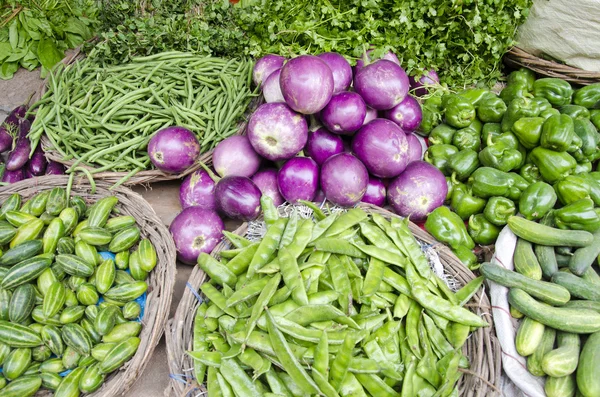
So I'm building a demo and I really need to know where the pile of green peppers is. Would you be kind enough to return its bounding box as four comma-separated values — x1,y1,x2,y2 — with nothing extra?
421,69,600,268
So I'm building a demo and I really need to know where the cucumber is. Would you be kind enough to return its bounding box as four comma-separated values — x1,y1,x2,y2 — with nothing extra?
96,259,116,294
1,255,53,289
61,323,93,356
99,336,140,373
542,332,580,377
41,325,64,356
55,254,94,278
528,326,556,377
514,239,543,280
551,272,600,301
545,375,576,397
0,240,42,266
0,194,21,220
57,237,75,255
58,207,78,236
60,305,86,324
45,187,66,216
0,321,42,347
534,216,559,279
109,226,140,253
40,358,66,373
102,321,142,343
0,374,41,397
3,348,31,380
42,281,66,318
79,363,105,393
8,284,36,324
515,317,545,357
40,372,62,390
582,266,600,287
104,281,147,303
0,224,16,246
91,343,117,361
87,197,118,228
507,216,594,247
79,227,113,246
105,216,136,234
42,218,64,255
508,288,600,333
577,331,600,397
0,289,10,321
138,239,157,272
569,229,600,276
10,219,44,249
563,300,600,312
53,366,84,397
481,263,570,305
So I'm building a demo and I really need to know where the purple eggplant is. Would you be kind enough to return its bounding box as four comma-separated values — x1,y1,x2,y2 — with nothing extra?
45,161,65,175
0,105,26,153
23,168,35,179
6,119,31,171
27,145,47,176
2,169,23,184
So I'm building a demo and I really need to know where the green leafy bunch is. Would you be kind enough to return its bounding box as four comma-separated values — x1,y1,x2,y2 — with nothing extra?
0,0,98,80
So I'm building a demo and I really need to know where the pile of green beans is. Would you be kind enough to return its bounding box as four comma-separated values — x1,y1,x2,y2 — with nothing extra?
29,52,256,179
190,199,488,397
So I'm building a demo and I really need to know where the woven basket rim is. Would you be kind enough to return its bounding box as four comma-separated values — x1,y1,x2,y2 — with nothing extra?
0,175,177,397
164,203,502,397
505,46,600,85
33,48,258,186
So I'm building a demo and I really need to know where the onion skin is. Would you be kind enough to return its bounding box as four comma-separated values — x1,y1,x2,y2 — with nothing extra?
253,55,286,87
354,60,410,110
179,169,216,210
305,127,344,166
351,118,409,178
148,126,200,174
361,177,386,207
263,68,285,103
277,157,319,204
321,153,369,207
213,135,261,178
247,103,308,161
383,95,422,132
252,168,284,206
280,55,334,114
317,52,353,93
409,69,440,97
406,133,425,164
215,176,262,221
387,161,447,221
169,207,224,265
320,92,367,135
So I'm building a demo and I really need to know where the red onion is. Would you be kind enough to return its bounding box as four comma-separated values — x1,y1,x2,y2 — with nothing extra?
280,55,334,114
263,68,285,103
169,207,224,265
387,161,447,221
252,169,284,206
383,95,422,132
148,126,200,174
277,157,319,204
409,69,440,97
305,127,344,166
317,52,353,93
320,92,366,135
253,55,286,87
215,176,262,221
351,119,409,178
361,177,386,207
354,60,409,110
213,135,261,178
320,153,368,207
179,169,216,210
247,103,308,161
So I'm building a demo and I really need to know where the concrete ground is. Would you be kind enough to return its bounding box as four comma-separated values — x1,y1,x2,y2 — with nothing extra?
0,68,235,396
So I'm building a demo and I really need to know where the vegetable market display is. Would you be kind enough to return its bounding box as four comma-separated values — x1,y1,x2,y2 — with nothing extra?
28,51,256,185
482,214,600,397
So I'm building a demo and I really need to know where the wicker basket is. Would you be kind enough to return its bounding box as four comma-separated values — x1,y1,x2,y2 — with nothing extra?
32,49,260,186
505,46,600,85
164,203,501,397
0,175,177,396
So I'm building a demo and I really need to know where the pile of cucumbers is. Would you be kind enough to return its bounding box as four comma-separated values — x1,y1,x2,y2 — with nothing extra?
481,215,600,397
0,188,157,397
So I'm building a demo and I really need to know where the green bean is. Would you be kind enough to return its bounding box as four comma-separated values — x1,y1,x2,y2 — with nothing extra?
314,238,366,258
265,369,293,397
200,283,238,318
207,366,223,397
219,358,263,397
187,351,222,368
454,276,484,306
279,212,298,249
279,248,309,306
393,294,411,319
325,208,368,238
329,255,352,315
355,373,400,397
406,300,423,359
225,277,270,307
352,243,407,267
329,332,355,391
362,257,386,297
287,219,313,258
216,373,235,397
248,218,287,278
245,274,280,342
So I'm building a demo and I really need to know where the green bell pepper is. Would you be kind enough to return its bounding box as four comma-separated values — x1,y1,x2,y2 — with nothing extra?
452,246,479,269
511,117,545,149
478,141,522,172
424,144,459,175
481,123,502,147
418,95,443,136
447,149,480,181
555,175,593,206
451,183,487,220
520,163,542,184
540,114,576,152
518,181,557,220
445,175,461,202
533,78,574,107
531,97,553,114
590,109,600,130
554,199,600,232
458,88,494,106
501,97,540,132
499,84,528,105
483,196,516,226
529,147,576,184
573,118,600,160
540,108,561,120
575,161,593,174
444,96,476,129
573,83,600,109
429,124,457,145
452,119,482,151
489,131,520,150
581,173,600,206
560,105,590,119
424,206,475,250
468,167,527,200
468,214,501,245
507,68,536,91
477,96,507,123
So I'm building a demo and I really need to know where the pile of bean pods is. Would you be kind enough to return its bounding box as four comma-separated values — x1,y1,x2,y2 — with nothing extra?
190,200,488,397
0,189,157,396
28,52,256,182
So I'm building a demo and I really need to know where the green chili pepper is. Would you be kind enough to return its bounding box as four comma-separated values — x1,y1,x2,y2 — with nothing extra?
452,246,479,270
590,109,600,130
468,214,501,245
531,97,553,114
418,95,443,136
573,118,600,161
484,196,516,226
468,167,528,200
457,88,493,106
452,123,481,151
450,183,487,220
424,206,474,250
540,108,561,120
